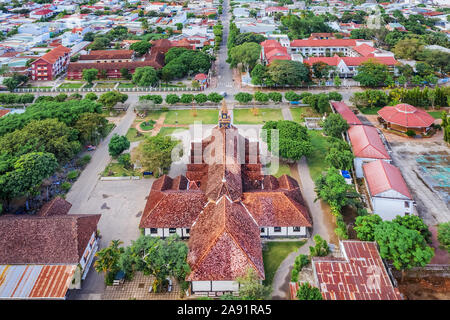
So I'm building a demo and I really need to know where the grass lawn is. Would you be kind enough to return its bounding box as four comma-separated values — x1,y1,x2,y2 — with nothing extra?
268,161,291,178
164,109,218,125
102,162,139,177
158,126,188,136
233,108,283,124
139,119,156,131
118,83,135,88
84,83,94,88
357,107,382,115
58,82,84,89
95,82,116,89
262,241,306,287
290,107,321,122
306,130,329,182
427,111,444,119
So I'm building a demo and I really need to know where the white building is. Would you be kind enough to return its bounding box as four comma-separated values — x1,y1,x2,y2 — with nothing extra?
363,160,414,220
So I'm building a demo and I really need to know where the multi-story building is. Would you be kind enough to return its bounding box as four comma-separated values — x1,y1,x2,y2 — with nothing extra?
30,45,71,81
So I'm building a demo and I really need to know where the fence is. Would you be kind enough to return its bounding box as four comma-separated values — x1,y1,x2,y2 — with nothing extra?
100,176,141,181
14,86,204,94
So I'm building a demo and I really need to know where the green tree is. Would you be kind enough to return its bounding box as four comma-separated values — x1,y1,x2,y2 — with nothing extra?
284,91,301,102
180,94,194,104
374,221,434,271
120,68,131,80
325,148,354,170
0,118,81,162
250,64,268,85
315,167,354,214
354,214,382,241
82,68,98,85
393,38,424,60
132,66,158,87
254,91,269,103
234,92,253,104
108,134,130,158
323,113,349,138
98,91,128,111
437,222,450,253
194,93,208,104
165,94,180,104
354,60,393,87
296,282,323,300
229,42,261,71
266,60,311,86
392,215,432,243
262,120,312,161
0,152,58,204
74,113,109,145
268,92,282,103
207,92,223,103
130,41,151,56
85,92,98,101
333,76,342,87
94,240,124,283
134,135,180,177
309,234,330,257
236,268,271,300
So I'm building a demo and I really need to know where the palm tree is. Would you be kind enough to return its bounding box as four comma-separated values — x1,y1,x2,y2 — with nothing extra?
94,240,123,274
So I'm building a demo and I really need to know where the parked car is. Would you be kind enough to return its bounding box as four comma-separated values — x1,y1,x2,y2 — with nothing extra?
86,145,96,151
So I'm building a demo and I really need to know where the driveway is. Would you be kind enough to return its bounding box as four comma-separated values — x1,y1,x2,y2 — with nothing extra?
270,108,337,300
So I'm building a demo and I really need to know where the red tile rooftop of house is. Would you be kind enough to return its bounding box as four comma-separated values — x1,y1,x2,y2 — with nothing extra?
0,110,10,118
330,101,362,125
347,125,390,159
312,241,403,300
362,160,412,199
377,104,435,128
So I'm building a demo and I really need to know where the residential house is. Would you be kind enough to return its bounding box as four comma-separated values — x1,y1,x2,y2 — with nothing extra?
31,45,71,81
0,197,101,299
363,160,414,220
347,125,391,178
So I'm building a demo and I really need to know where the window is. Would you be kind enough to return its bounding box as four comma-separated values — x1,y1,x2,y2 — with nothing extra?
185,228,190,234
404,201,410,208
274,227,281,232
293,226,301,232
260,228,265,233
150,228,158,234
169,228,176,234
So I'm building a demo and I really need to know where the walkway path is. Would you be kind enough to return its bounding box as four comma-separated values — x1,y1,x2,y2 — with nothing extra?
270,109,338,299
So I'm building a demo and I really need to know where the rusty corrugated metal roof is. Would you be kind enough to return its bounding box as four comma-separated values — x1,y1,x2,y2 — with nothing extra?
0,264,76,299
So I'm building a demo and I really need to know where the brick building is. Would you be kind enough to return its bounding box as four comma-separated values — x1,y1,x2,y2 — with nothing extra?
30,45,71,81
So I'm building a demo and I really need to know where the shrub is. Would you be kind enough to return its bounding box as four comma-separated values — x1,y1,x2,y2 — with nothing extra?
328,92,342,101
85,92,98,101
285,91,301,102
61,182,71,192
67,170,79,180
406,130,416,137
77,155,91,167
268,92,282,103
165,94,180,104
118,153,131,169
438,222,450,253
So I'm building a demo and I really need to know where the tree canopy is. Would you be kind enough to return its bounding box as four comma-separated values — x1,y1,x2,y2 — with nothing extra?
132,66,158,87
262,120,312,161
354,60,393,87
108,134,130,158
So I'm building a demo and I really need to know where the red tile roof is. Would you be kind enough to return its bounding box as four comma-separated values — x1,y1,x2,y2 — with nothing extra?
330,101,362,125
378,104,435,129
186,196,264,281
347,125,390,159
79,50,134,61
290,39,358,47
304,56,398,67
352,43,376,56
363,160,412,199
0,110,10,118
34,45,70,65
37,196,72,217
0,198,100,264
313,241,403,300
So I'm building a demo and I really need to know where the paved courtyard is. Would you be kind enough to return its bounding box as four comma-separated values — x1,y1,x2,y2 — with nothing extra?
103,272,182,300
